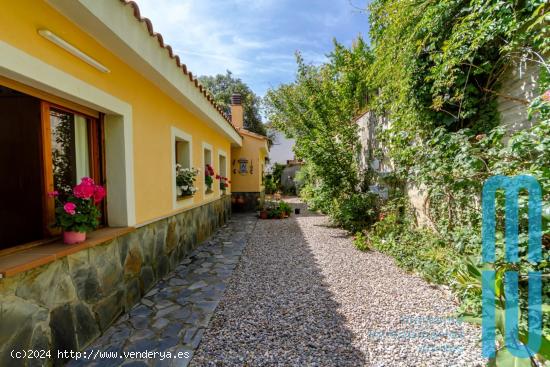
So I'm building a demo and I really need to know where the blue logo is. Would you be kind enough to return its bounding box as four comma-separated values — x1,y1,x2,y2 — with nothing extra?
481,175,543,358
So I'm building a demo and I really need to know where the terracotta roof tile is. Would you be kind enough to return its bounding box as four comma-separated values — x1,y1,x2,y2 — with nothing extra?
119,0,239,134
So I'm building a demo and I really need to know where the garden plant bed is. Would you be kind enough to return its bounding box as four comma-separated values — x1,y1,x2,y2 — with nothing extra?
259,200,292,219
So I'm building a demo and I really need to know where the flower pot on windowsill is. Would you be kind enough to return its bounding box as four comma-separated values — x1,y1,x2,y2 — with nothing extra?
63,231,86,245
178,186,196,199
205,188,214,194
177,194,194,201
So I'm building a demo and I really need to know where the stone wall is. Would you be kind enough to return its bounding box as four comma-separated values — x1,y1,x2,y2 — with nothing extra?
0,196,231,366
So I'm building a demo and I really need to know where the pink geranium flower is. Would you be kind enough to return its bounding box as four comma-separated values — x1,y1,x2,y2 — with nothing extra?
48,190,59,198
74,182,95,199
81,177,95,185
64,202,77,215
93,186,106,203
543,90,550,102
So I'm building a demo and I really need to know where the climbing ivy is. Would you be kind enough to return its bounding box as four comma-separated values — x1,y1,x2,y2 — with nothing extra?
366,0,549,364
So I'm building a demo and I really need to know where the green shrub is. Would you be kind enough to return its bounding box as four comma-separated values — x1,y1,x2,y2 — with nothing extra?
264,175,277,194
353,232,370,251
278,201,292,215
329,192,380,233
365,200,456,285
267,207,282,219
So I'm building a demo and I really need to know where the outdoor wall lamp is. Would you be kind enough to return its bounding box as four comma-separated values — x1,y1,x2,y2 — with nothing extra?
38,29,111,73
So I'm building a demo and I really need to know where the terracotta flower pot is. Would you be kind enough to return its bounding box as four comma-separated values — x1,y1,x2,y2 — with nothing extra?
260,211,268,219
279,212,285,219
63,231,86,245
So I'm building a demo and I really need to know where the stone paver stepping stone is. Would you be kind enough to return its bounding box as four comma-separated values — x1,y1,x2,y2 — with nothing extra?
68,214,257,367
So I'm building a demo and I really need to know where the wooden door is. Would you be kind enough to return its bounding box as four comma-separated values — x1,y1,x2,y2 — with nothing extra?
0,91,44,248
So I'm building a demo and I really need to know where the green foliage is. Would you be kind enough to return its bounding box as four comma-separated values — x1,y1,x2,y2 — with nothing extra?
368,200,457,284
279,201,292,215
175,165,199,196
263,200,292,219
327,192,380,233
199,70,267,136
265,38,377,230
366,0,549,362
457,259,550,365
353,231,370,251
264,1,548,361
205,174,213,190
265,163,289,195
55,199,101,233
267,206,282,219
264,174,277,194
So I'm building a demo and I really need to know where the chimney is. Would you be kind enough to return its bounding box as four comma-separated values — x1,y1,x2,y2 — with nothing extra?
230,93,243,129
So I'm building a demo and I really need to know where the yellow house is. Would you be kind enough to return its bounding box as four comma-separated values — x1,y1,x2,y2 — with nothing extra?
0,0,267,358
229,94,269,211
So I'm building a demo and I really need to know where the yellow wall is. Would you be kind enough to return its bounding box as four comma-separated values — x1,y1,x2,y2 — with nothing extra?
0,0,234,224
231,134,268,193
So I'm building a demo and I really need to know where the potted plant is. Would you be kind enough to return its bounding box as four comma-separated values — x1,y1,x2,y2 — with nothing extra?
268,206,281,219
259,203,268,219
279,201,292,218
51,177,106,244
176,164,199,197
217,175,230,194
205,164,215,192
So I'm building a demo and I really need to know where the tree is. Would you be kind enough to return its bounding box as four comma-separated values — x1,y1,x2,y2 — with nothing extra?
264,38,378,230
199,71,267,136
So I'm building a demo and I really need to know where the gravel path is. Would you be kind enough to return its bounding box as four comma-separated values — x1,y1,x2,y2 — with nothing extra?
192,199,485,366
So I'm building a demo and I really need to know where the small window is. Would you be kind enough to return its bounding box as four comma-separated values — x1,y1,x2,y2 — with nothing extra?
218,152,227,194
172,127,194,205
175,139,190,169
203,144,213,193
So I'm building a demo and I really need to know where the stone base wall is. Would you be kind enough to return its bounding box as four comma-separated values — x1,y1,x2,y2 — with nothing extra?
231,191,264,212
0,196,231,365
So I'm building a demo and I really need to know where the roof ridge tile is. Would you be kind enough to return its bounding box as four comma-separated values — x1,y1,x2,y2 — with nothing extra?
119,0,238,133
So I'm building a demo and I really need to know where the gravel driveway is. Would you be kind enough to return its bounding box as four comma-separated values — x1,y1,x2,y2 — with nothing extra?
192,198,485,366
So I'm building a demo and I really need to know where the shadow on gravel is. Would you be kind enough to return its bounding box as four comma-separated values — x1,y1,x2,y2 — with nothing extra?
192,200,366,366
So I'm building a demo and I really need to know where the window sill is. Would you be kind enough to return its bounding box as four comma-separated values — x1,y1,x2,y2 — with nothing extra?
0,227,135,278
176,194,195,201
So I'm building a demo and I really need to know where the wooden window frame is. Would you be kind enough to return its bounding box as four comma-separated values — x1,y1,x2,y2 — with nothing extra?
40,101,106,237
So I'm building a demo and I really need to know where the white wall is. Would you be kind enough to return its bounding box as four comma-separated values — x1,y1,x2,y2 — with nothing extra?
267,129,295,170
497,59,540,135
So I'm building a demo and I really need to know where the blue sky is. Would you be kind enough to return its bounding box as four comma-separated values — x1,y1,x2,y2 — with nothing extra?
136,0,370,97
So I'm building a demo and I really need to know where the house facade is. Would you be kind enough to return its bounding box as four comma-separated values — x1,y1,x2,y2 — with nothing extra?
0,0,267,362
229,94,269,212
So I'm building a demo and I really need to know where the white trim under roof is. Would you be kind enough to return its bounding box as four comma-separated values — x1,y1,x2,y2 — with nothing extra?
47,0,242,147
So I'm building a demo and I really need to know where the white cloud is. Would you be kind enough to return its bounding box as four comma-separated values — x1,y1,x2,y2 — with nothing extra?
132,0,361,97
135,0,265,76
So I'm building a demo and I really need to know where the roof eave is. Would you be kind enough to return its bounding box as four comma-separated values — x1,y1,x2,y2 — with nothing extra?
47,0,242,146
